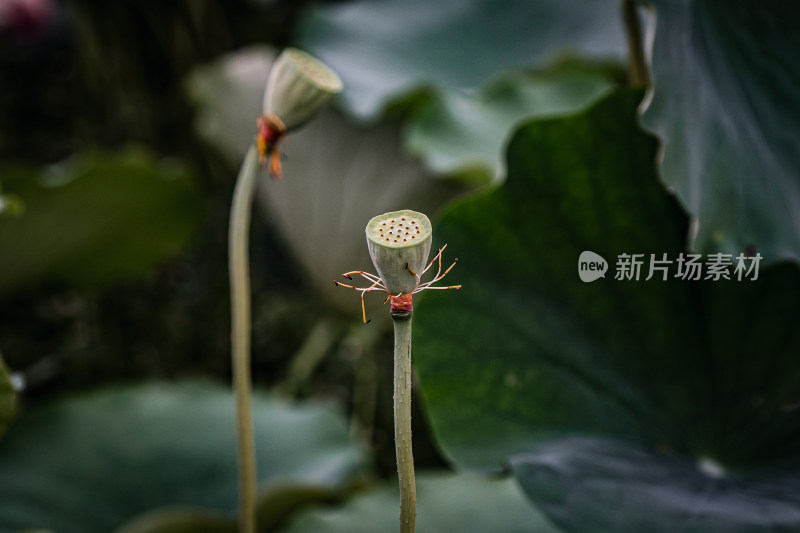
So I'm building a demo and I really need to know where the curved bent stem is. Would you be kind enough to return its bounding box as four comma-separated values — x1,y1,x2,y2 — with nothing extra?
229,145,259,533
392,313,417,532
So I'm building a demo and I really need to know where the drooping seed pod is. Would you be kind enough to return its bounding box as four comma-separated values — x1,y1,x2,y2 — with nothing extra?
263,48,343,132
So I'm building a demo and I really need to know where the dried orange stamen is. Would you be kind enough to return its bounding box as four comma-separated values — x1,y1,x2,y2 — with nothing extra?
333,246,460,323
256,113,287,179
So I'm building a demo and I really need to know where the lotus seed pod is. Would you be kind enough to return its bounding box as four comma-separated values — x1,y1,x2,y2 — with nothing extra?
366,210,433,295
263,48,342,131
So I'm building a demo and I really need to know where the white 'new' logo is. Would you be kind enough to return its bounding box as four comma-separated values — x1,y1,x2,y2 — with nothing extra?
578,251,607,282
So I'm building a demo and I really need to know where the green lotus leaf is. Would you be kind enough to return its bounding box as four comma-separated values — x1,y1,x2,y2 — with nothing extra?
641,1,800,262
0,382,368,533
406,63,617,181
0,150,201,295
414,89,800,470
413,88,800,529
512,437,800,532
298,0,625,120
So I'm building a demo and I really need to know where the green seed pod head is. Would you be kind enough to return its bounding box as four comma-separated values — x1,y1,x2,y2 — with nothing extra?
366,210,433,295
263,48,342,131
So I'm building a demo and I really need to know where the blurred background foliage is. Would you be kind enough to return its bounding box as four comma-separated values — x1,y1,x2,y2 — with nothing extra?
0,0,798,531
0,0,322,396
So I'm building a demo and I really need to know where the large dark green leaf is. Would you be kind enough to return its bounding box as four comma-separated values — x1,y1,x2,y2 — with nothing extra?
0,355,15,440
0,150,201,295
298,0,625,120
0,382,368,533
413,88,800,529
511,437,800,533
416,89,682,470
641,1,800,262
414,89,800,470
283,472,560,533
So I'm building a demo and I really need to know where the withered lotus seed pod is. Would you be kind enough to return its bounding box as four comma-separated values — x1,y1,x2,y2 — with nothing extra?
366,210,433,295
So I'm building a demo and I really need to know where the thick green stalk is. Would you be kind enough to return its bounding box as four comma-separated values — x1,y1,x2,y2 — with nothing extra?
229,145,259,533
392,312,416,533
